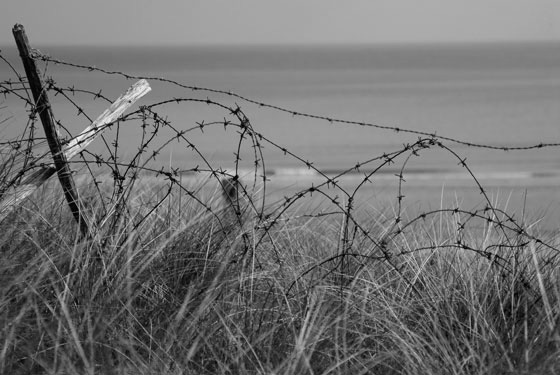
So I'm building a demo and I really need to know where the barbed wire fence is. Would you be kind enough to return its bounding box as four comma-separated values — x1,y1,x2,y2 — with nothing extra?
1,39,559,301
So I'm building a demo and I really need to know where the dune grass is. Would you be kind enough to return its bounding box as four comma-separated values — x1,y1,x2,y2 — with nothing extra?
0,174,559,375
1,42,559,374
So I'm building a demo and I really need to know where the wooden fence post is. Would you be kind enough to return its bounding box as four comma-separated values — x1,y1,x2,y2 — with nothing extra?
12,24,88,235
0,80,151,223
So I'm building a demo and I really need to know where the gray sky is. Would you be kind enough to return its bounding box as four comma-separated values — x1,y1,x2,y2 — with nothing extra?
1,0,560,46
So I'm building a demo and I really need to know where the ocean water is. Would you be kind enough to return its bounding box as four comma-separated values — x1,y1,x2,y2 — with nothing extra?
1,43,560,228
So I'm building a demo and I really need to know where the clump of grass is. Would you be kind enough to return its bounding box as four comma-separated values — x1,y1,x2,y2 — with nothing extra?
0,172,559,374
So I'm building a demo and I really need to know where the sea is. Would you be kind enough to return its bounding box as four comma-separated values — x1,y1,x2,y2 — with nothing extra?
1,43,559,231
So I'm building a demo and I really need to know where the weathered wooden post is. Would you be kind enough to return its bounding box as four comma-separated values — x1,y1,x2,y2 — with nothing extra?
3,24,152,235
12,24,89,235
0,80,151,222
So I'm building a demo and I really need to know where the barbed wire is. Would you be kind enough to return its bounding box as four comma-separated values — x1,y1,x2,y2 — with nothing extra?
0,47,558,300
31,50,560,152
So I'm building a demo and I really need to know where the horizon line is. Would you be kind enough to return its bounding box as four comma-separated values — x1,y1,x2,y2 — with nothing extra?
2,39,560,50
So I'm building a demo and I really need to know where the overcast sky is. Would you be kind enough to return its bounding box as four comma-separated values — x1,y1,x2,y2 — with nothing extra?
1,0,560,46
